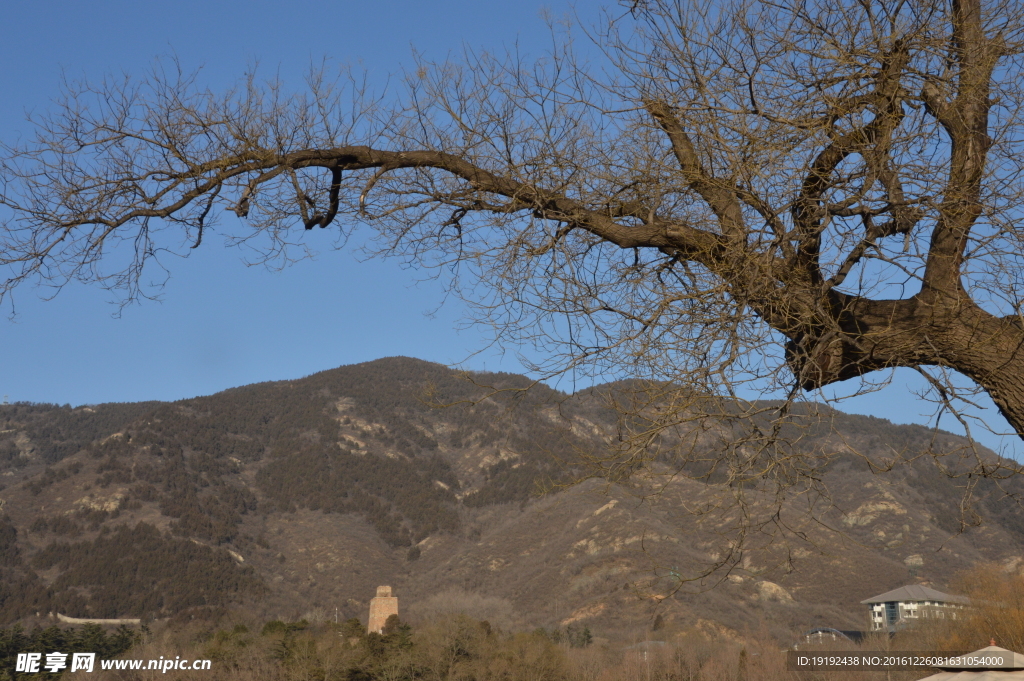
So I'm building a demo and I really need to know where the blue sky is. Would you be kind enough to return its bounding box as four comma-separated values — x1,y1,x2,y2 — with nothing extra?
0,1,1019,457
0,1,567,403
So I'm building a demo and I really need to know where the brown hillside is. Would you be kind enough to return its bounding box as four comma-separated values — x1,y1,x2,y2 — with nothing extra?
0,357,1020,640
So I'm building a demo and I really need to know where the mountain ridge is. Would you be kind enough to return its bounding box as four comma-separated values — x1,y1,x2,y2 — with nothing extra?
0,356,1020,641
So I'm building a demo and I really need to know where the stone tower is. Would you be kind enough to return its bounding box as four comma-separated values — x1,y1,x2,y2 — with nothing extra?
367,586,398,634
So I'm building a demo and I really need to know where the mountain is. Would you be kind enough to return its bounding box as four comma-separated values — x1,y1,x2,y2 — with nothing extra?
0,357,1021,641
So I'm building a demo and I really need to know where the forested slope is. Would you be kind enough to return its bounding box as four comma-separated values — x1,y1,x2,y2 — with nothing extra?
0,357,1020,638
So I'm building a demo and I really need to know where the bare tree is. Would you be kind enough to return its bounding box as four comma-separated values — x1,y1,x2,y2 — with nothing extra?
3,0,1024,570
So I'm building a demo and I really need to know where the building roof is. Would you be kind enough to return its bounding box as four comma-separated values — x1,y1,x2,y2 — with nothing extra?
803,628,865,643
939,646,1024,671
860,584,970,605
921,672,1024,681
918,646,1024,679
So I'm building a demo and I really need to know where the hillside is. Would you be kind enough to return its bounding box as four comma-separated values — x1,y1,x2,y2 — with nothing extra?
0,357,1021,641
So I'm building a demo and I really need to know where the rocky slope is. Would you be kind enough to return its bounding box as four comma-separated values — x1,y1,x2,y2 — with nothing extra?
0,357,1021,642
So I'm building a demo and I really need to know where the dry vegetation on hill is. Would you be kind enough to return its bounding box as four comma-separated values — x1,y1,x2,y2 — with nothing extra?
0,357,1022,640
12,564,1024,681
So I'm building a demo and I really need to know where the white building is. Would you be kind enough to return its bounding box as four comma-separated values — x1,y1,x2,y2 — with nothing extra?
862,584,969,632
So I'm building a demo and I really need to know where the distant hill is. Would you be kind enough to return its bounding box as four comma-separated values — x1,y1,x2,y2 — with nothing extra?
1,357,1021,640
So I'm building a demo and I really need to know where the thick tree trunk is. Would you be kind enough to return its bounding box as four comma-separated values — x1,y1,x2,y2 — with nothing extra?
937,309,1024,439
783,293,1024,439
